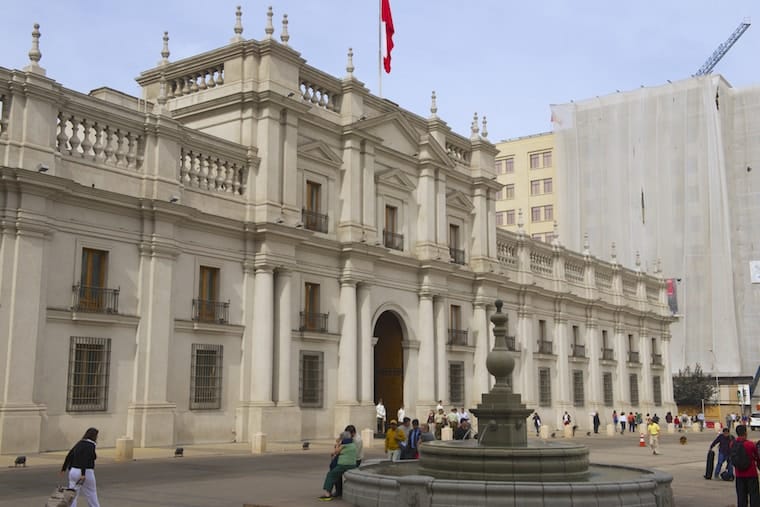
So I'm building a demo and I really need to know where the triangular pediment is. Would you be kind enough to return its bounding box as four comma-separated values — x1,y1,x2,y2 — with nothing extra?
446,189,474,212
298,140,343,168
419,133,456,169
357,111,420,156
375,167,417,192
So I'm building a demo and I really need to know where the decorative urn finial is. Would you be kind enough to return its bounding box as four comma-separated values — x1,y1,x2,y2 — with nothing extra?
481,115,488,139
160,31,170,66
345,48,354,78
25,23,45,74
429,91,438,119
470,112,480,140
265,6,275,39
280,14,290,45
231,6,244,43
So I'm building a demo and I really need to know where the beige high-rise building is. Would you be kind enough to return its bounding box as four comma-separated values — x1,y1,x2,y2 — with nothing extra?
494,132,556,242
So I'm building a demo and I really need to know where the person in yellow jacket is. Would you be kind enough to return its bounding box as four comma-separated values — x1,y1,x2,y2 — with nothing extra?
384,420,406,462
647,417,660,455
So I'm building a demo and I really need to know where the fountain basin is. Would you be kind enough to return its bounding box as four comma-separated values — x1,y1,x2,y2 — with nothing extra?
344,460,673,507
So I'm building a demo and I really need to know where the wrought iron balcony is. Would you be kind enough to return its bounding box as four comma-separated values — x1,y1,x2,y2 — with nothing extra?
383,229,404,251
448,329,469,346
300,311,328,333
571,344,586,357
652,353,663,365
537,340,553,354
601,348,615,361
449,247,465,265
72,284,120,313
628,351,640,363
192,298,230,324
302,208,328,233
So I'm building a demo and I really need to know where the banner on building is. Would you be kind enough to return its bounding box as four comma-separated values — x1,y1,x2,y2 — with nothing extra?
666,278,678,315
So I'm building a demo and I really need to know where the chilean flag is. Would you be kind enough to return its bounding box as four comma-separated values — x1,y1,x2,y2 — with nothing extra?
381,0,394,73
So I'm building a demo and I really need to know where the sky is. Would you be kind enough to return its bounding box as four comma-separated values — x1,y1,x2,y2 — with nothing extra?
0,1,758,141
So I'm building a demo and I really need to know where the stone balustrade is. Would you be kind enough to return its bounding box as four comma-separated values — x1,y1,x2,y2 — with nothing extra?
299,67,341,112
496,229,666,312
168,64,225,98
0,92,8,138
178,129,249,196
56,111,144,170
445,140,470,164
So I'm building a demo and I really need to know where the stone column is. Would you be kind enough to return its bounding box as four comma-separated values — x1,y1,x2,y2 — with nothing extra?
337,279,358,403
615,324,629,406
416,292,436,414
252,267,275,404
472,302,490,401
415,167,437,259
0,216,47,454
639,334,653,410
434,296,448,403
554,316,571,408
661,333,675,404
358,284,373,405
586,321,601,407
127,231,178,448
275,269,293,405
517,308,536,405
235,258,256,442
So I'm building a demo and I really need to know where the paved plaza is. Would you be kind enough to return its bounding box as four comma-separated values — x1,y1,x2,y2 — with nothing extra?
0,428,748,506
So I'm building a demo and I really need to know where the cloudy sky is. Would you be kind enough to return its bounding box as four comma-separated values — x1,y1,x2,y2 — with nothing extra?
1,1,757,140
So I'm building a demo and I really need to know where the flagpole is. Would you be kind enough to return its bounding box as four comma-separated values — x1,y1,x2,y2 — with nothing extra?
378,0,382,97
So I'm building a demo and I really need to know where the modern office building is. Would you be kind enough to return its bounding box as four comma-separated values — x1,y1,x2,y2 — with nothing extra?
494,132,556,242
552,75,760,382
0,9,674,454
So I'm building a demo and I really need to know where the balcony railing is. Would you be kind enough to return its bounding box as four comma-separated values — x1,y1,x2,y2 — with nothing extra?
601,348,615,361
537,340,553,354
302,208,328,233
72,284,120,313
652,353,663,365
628,351,640,363
449,247,465,265
383,230,404,251
192,298,230,324
448,329,469,346
571,344,586,358
300,311,328,333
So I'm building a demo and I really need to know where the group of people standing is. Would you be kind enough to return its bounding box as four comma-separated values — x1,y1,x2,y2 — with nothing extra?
708,424,760,507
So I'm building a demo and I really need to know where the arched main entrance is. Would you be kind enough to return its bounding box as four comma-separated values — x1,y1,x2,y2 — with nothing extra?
374,311,404,429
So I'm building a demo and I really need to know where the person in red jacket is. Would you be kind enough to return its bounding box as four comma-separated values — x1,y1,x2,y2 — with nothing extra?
733,424,760,507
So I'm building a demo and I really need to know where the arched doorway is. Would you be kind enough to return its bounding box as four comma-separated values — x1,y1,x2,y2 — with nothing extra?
374,311,404,429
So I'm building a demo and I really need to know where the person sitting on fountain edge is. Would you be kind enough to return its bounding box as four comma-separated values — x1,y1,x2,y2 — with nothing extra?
453,418,473,440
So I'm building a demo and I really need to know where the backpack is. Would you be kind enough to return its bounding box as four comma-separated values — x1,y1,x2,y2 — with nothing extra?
731,440,752,471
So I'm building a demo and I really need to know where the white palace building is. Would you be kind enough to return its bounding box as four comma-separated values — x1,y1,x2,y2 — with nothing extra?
0,9,675,454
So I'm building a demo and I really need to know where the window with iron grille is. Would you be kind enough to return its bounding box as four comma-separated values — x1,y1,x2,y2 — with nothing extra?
602,372,613,407
449,361,465,405
653,375,662,406
573,370,584,407
629,373,639,406
538,367,551,407
190,344,223,409
300,351,324,408
67,337,111,412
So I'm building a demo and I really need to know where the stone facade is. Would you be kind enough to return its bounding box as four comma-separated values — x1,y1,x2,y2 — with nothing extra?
0,11,674,454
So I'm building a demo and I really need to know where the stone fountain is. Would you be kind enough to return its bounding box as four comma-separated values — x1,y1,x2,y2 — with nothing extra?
344,300,673,506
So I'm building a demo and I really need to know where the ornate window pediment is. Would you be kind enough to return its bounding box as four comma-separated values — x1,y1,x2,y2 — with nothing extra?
375,167,417,193
446,189,474,212
298,140,343,168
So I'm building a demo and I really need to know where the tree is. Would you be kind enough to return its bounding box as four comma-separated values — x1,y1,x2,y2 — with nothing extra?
673,364,716,407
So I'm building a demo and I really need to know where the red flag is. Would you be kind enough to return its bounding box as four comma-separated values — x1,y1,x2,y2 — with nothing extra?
381,0,394,73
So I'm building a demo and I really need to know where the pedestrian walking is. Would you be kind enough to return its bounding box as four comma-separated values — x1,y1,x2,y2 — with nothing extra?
60,427,101,507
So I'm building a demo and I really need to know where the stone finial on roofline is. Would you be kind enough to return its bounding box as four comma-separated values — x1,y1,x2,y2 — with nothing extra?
470,112,479,140
231,6,244,43
265,6,275,39
610,241,617,263
635,250,641,271
25,23,46,75
481,115,488,139
281,14,290,45
429,91,438,119
583,232,590,256
551,221,561,247
517,208,524,230
160,31,170,66
345,48,354,78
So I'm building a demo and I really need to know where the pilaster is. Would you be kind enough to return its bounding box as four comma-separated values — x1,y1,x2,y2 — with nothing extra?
337,136,363,242
614,318,628,406
554,304,571,408
416,292,436,411
275,268,294,406
585,314,601,408
415,167,437,259
358,283,373,404
517,299,536,405
337,279,358,404
472,301,490,401
434,295,448,403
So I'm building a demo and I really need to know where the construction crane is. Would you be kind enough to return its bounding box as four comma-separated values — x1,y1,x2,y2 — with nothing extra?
694,18,751,76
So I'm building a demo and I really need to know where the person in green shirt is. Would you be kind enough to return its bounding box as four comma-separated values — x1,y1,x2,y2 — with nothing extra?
319,431,357,501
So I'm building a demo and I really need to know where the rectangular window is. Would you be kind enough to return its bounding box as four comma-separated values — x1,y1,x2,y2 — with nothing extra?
494,160,504,174
450,305,462,331
496,211,505,226
496,188,504,200
653,376,662,406
538,367,551,407
532,233,543,241
305,180,321,213
196,266,221,322
543,151,552,167
67,337,111,412
531,180,541,196
531,206,541,222
385,205,398,234
538,319,546,341
530,153,540,169
449,224,460,249
651,337,657,354
602,330,609,349
299,351,324,407
506,209,515,226
603,372,614,407
190,344,223,410
573,370,584,407
505,184,515,199
79,248,108,312
544,205,553,221
628,334,634,351
543,178,553,194
302,282,323,331
629,373,639,406
505,157,514,173
303,180,328,232
449,362,465,405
